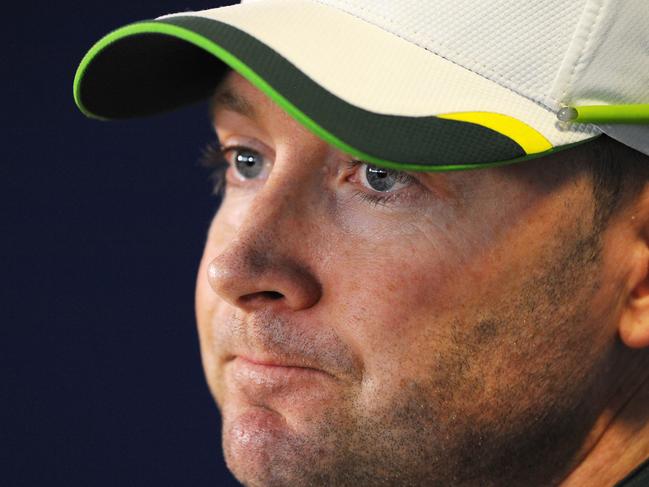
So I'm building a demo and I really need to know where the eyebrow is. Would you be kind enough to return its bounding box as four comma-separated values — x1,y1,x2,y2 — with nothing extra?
209,85,257,121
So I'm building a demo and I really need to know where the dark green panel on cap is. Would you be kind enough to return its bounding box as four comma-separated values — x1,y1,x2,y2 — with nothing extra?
77,31,228,119
74,16,527,170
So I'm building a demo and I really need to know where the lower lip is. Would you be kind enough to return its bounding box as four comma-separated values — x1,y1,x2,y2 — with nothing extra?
227,356,331,400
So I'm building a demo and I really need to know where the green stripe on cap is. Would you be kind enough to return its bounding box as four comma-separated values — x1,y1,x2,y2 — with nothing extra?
566,104,649,124
75,16,540,170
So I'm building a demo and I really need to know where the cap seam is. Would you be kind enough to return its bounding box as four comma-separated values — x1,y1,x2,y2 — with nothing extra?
559,0,606,105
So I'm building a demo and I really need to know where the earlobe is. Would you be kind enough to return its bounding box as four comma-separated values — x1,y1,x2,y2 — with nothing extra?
620,252,649,349
620,306,649,348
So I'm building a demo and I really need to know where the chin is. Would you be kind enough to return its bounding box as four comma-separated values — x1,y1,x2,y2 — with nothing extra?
220,402,336,487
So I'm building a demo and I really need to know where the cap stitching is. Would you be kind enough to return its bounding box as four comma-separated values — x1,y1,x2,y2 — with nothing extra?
560,0,605,103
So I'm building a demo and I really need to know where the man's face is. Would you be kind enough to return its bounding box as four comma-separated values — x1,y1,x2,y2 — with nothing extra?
195,71,630,486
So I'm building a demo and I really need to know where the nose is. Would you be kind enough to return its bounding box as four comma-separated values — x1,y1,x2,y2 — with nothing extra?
206,176,323,312
207,250,322,311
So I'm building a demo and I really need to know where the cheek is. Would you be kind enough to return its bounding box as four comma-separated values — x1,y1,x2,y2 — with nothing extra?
195,218,220,329
329,234,466,379
195,250,214,332
194,210,235,383
194,246,219,381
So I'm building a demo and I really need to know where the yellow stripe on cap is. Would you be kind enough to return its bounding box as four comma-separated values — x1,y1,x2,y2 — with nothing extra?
437,112,553,155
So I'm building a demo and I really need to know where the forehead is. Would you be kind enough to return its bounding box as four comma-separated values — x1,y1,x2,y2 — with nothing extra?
210,72,258,120
210,70,295,127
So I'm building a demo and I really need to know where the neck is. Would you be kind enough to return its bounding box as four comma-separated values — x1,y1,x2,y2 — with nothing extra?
559,352,649,487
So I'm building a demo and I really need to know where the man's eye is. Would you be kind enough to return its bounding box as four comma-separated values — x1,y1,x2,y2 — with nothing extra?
222,146,267,180
357,162,412,193
210,144,420,208
347,159,418,207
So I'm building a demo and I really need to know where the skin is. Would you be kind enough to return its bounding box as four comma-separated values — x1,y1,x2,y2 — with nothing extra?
195,70,649,487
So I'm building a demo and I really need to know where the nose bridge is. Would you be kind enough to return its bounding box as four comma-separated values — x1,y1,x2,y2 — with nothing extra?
231,128,334,240
238,163,313,250
235,135,335,248
207,162,323,311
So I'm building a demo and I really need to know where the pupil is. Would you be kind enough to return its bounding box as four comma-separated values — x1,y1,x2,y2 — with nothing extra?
235,150,263,179
366,165,396,192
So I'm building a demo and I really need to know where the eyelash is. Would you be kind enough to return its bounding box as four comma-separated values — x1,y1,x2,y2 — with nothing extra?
199,141,419,207
198,141,229,197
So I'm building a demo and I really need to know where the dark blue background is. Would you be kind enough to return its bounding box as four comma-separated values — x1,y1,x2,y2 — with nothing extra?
5,1,240,485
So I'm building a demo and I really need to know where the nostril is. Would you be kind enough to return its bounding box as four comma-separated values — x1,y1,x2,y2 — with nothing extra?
240,291,284,304
264,291,284,300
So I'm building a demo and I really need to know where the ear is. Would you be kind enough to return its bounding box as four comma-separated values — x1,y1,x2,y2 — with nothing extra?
619,211,649,349
620,274,649,348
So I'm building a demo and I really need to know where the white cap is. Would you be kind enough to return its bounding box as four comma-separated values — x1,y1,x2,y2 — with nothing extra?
74,0,649,170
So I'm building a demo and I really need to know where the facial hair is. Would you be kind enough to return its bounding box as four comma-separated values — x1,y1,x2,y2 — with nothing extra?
218,218,620,487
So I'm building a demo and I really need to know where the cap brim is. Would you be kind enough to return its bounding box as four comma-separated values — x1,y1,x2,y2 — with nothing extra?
74,0,600,171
